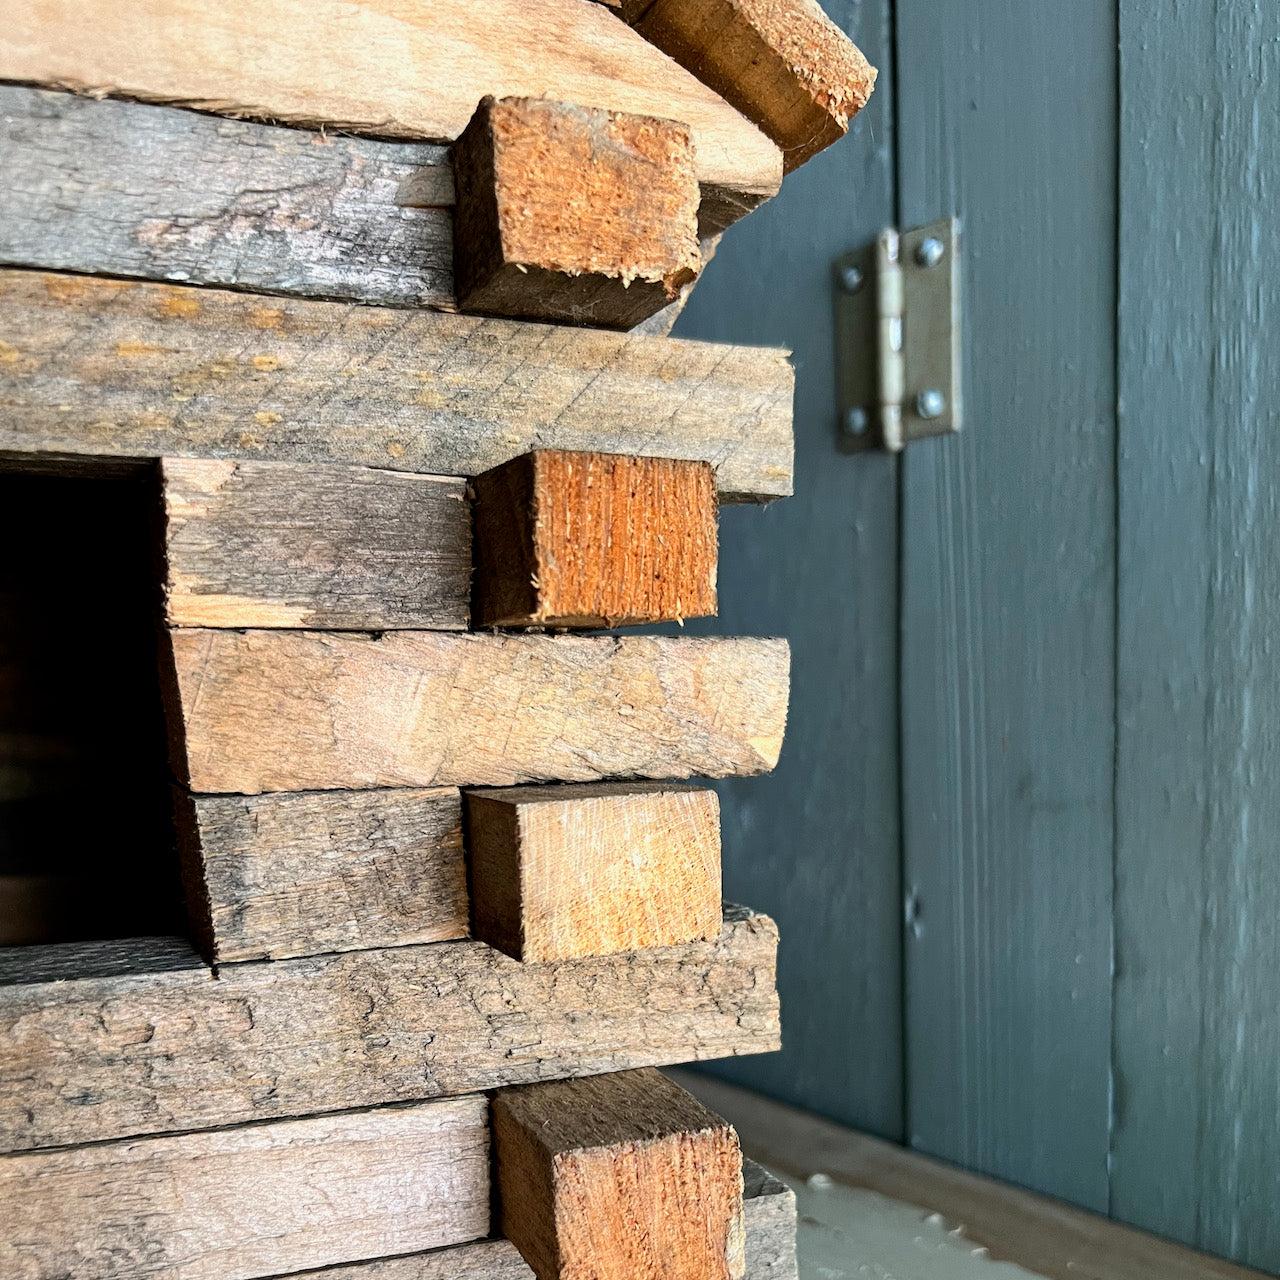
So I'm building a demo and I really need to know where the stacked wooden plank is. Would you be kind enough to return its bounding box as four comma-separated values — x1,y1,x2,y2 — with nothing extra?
0,3,873,1277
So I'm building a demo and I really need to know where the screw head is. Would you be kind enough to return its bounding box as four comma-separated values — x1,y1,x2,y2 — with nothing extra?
916,389,946,420
839,264,865,294
914,236,945,268
843,406,870,436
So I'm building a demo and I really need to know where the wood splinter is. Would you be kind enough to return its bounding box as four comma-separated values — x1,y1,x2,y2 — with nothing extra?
472,449,718,628
492,1067,745,1280
466,781,721,962
452,96,702,327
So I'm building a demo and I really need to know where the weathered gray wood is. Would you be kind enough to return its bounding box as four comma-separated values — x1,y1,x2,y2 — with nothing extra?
0,1098,489,1280
0,86,455,308
160,458,471,629
0,0,782,216
0,905,779,1152
164,630,789,794
1111,2,1280,1270
177,787,469,963
670,0,903,1137
253,1157,793,1280
0,934,202,986
896,0,1117,1208
0,269,793,502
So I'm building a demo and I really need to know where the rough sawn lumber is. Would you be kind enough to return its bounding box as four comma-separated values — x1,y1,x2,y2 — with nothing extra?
452,97,701,327
466,782,721,962
164,630,790,794
492,1068,744,1280
159,457,472,630
176,787,469,963
472,450,718,627
0,1099,490,1280
0,270,794,502
0,0,781,226
0,905,779,1153
615,0,877,171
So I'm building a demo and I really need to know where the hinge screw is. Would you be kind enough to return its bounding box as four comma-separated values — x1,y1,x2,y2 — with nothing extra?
916,389,946,420
839,264,865,294
915,237,945,268
842,406,870,436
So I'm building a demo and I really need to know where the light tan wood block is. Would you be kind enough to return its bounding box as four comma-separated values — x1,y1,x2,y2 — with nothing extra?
493,1067,745,1280
0,906,779,1153
0,269,794,503
0,1098,489,1280
0,0,781,220
617,0,877,171
453,97,701,327
163,630,789,794
473,450,718,627
176,787,469,963
160,458,472,629
466,782,721,961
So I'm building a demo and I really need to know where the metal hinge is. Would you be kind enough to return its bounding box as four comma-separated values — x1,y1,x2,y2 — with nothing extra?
833,217,962,452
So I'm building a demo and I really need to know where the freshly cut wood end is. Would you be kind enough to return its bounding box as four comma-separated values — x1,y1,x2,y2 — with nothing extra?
620,0,878,171
453,96,703,327
466,781,722,962
472,449,718,628
493,1067,745,1280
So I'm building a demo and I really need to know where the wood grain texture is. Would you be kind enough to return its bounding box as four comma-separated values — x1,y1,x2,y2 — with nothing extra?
164,630,789,794
0,0,781,210
617,0,877,171
669,0,903,1138
176,787,469,963
466,782,720,961
674,1070,1267,1280
160,457,471,629
453,97,701,327
237,1157,793,1280
0,1099,489,1280
0,270,794,502
493,1068,744,1280
473,451,718,627
0,86,456,309
896,0,1117,1209
1111,1,1280,1270
0,905,779,1152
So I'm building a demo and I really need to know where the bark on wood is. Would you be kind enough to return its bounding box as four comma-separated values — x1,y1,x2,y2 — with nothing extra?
163,630,790,794
492,1068,744,1280
0,905,779,1153
0,1099,490,1280
466,782,721,962
176,787,469,964
453,97,701,328
0,0,781,213
472,451,718,627
616,0,877,171
0,86,456,309
230,1158,793,1280
0,270,794,502
159,458,472,630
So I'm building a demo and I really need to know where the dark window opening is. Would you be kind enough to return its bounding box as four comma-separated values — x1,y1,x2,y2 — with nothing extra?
0,469,185,947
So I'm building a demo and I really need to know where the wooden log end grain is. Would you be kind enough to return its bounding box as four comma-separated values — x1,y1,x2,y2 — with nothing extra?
472,450,718,628
618,0,878,171
465,781,721,962
492,1067,745,1280
452,96,703,328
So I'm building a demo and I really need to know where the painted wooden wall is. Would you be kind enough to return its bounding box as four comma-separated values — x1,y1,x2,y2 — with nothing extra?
683,0,1278,1270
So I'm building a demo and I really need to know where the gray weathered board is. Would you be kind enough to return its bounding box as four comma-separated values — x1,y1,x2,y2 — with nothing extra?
0,269,793,501
1110,0,1280,1271
896,0,1117,1211
0,905,779,1152
672,0,903,1138
176,787,469,963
